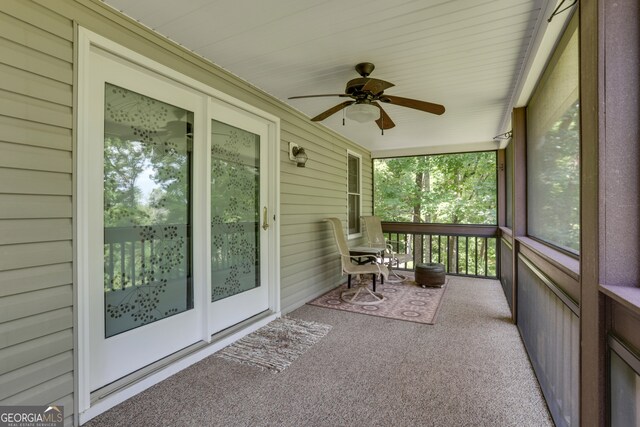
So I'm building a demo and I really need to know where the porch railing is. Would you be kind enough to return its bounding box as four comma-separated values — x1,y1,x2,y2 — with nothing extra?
104,222,256,291
104,224,190,291
381,222,499,278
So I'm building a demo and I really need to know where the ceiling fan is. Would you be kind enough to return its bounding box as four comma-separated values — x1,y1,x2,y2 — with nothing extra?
288,62,445,132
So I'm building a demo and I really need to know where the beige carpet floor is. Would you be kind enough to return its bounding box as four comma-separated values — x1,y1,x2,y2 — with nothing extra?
86,276,553,427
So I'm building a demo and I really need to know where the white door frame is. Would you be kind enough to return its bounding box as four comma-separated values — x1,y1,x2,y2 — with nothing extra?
76,27,280,421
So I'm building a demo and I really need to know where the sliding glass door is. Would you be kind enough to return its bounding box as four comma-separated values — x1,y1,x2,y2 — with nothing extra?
88,54,204,390
85,48,275,391
209,103,270,334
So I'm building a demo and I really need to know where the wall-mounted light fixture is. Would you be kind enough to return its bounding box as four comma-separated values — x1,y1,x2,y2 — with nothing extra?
289,142,308,168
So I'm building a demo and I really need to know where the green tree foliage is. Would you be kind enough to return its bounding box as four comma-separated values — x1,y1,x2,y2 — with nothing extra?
374,151,497,225
103,137,150,227
528,101,580,252
374,151,498,276
103,128,191,227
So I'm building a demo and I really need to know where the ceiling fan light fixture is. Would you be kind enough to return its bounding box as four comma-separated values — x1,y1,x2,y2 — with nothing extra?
346,103,379,123
288,62,444,130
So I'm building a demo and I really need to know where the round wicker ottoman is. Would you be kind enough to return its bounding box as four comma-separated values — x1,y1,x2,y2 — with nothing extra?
415,263,446,287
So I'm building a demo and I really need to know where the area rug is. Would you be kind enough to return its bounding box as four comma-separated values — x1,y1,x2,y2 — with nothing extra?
215,317,332,372
308,274,447,324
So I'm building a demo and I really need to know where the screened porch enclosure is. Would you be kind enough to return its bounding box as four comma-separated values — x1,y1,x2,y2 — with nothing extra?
372,151,500,278
1,1,639,426
367,16,583,424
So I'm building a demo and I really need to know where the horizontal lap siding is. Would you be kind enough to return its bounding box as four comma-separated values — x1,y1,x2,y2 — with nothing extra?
0,1,74,424
280,125,372,311
0,1,374,424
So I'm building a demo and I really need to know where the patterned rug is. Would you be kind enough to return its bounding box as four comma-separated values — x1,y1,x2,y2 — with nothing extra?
215,317,332,372
308,274,447,324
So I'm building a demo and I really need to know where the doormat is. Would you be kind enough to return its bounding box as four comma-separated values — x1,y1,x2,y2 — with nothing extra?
308,275,447,325
215,317,332,373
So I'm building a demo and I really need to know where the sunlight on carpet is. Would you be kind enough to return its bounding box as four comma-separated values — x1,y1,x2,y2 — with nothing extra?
215,317,332,372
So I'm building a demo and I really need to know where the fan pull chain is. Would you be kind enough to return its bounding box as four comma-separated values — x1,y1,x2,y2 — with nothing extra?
381,111,384,135
342,109,345,126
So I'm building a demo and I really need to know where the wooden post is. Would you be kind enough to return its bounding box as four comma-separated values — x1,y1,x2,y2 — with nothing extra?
511,107,527,324
580,0,640,424
497,149,506,227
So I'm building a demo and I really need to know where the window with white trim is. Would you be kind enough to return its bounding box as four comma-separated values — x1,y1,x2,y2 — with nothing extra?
347,151,362,238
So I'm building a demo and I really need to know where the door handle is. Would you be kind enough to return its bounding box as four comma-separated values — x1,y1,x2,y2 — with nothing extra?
262,206,269,230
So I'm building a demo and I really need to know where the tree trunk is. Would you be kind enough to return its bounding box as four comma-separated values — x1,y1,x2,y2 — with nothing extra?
423,166,431,223
448,236,457,273
417,166,432,263
446,213,459,273
414,170,427,265
478,238,486,275
414,235,423,266
413,171,423,223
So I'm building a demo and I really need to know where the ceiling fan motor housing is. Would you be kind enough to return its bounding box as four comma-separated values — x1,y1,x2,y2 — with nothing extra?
346,63,379,97
346,78,375,98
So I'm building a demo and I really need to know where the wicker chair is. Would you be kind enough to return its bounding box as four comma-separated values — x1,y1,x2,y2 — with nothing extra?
361,215,412,283
324,218,388,305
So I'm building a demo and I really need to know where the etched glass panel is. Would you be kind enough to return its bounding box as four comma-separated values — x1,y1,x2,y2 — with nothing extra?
103,83,193,338
211,119,260,302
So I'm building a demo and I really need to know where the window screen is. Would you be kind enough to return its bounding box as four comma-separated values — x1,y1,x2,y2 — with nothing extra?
526,15,580,253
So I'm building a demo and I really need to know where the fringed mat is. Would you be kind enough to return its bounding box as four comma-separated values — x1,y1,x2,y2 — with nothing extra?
215,317,332,372
308,274,447,324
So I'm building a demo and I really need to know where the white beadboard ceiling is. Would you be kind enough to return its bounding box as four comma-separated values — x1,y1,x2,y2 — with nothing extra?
103,0,567,157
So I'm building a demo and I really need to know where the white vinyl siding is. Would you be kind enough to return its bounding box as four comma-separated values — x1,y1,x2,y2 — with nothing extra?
0,0,373,423
280,130,371,311
0,2,74,426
